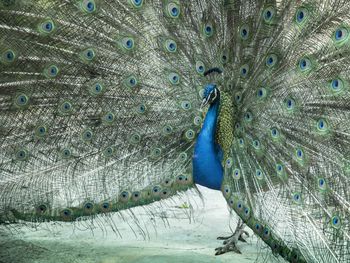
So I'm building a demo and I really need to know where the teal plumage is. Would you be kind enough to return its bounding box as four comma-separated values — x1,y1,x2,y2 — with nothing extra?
1,0,350,262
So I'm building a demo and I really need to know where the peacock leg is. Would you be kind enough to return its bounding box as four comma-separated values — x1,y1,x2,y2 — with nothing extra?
215,219,249,255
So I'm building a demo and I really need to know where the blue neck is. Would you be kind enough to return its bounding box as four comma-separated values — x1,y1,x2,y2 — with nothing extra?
192,97,223,190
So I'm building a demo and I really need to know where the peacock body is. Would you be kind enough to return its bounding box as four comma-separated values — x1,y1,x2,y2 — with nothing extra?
0,0,350,262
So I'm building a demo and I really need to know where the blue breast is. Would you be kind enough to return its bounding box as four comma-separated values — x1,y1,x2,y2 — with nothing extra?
192,93,223,190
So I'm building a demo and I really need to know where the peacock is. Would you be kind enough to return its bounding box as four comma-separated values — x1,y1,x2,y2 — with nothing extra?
0,0,350,262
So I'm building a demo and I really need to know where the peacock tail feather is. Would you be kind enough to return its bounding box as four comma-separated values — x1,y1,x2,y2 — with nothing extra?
1,0,350,262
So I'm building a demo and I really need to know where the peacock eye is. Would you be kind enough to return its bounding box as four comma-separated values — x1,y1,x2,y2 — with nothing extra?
81,48,96,62
3,49,15,63
316,118,328,132
121,37,135,50
130,0,143,8
179,152,187,162
82,130,93,142
165,39,177,53
298,57,311,71
233,168,241,179
36,125,48,137
61,148,72,159
39,19,55,34
168,72,180,85
296,7,308,24
285,97,296,111
257,87,267,99
195,61,205,74
81,0,96,13
60,101,73,114
331,215,341,229
104,112,115,123
90,82,104,95
125,75,138,88
16,149,28,161
181,101,191,110
136,104,146,114
185,129,195,140
271,127,279,138
15,94,29,107
240,64,249,78
103,146,114,157
193,116,202,126
226,157,233,168
45,65,59,78
255,169,264,179
203,23,214,37
163,125,173,135
292,192,302,204
263,6,275,23
130,133,141,144
239,24,250,40
266,54,278,68
167,3,180,18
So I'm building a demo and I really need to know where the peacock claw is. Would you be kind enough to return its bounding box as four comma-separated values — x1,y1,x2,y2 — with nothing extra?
215,219,247,256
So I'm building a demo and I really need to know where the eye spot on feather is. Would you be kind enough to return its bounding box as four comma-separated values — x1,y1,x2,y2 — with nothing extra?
252,140,260,150
100,202,111,212
120,191,130,202
83,202,94,213
331,215,341,229
80,0,96,13
329,78,344,93
263,227,270,239
164,39,177,53
222,185,231,198
14,94,29,108
295,148,304,161
130,0,143,8
244,111,253,122
234,92,242,104
129,133,141,144
136,104,146,114
195,61,205,75
295,7,308,25
270,127,280,139
316,118,329,133
178,152,187,162
285,97,296,111
81,129,93,142
239,25,250,40
257,87,267,99
232,168,241,180
318,178,326,191
152,186,161,196
61,148,72,159
132,191,141,202
122,37,135,50
263,6,275,23
44,65,59,78
292,192,302,204
203,23,214,37
80,48,96,62
239,64,249,78
298,57,312,72
162,125,173,135
16,148,29,161
89,82,105,96
125,75,138,88
181,101,191,110
60,209,73,221
35,125,48,138
167,3,180,18
255,169,264,180
193,116,202,126
103,112,115,124
103,146,115,158
161,189,170,198
2,49,16,63
39,19,55,34
59,101,73,115
225,157,233,168
168,72,180,85
236,200,244,211
150,147,162,159
266,54,278,68
243,207,250,218
185,129,195,140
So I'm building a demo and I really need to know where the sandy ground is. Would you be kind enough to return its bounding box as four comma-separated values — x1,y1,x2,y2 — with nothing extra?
0,187,279,263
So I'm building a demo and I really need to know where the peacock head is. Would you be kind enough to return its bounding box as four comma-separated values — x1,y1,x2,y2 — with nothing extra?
201,84,220,108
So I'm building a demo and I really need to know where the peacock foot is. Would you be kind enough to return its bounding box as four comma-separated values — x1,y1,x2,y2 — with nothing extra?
215,219,249,255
